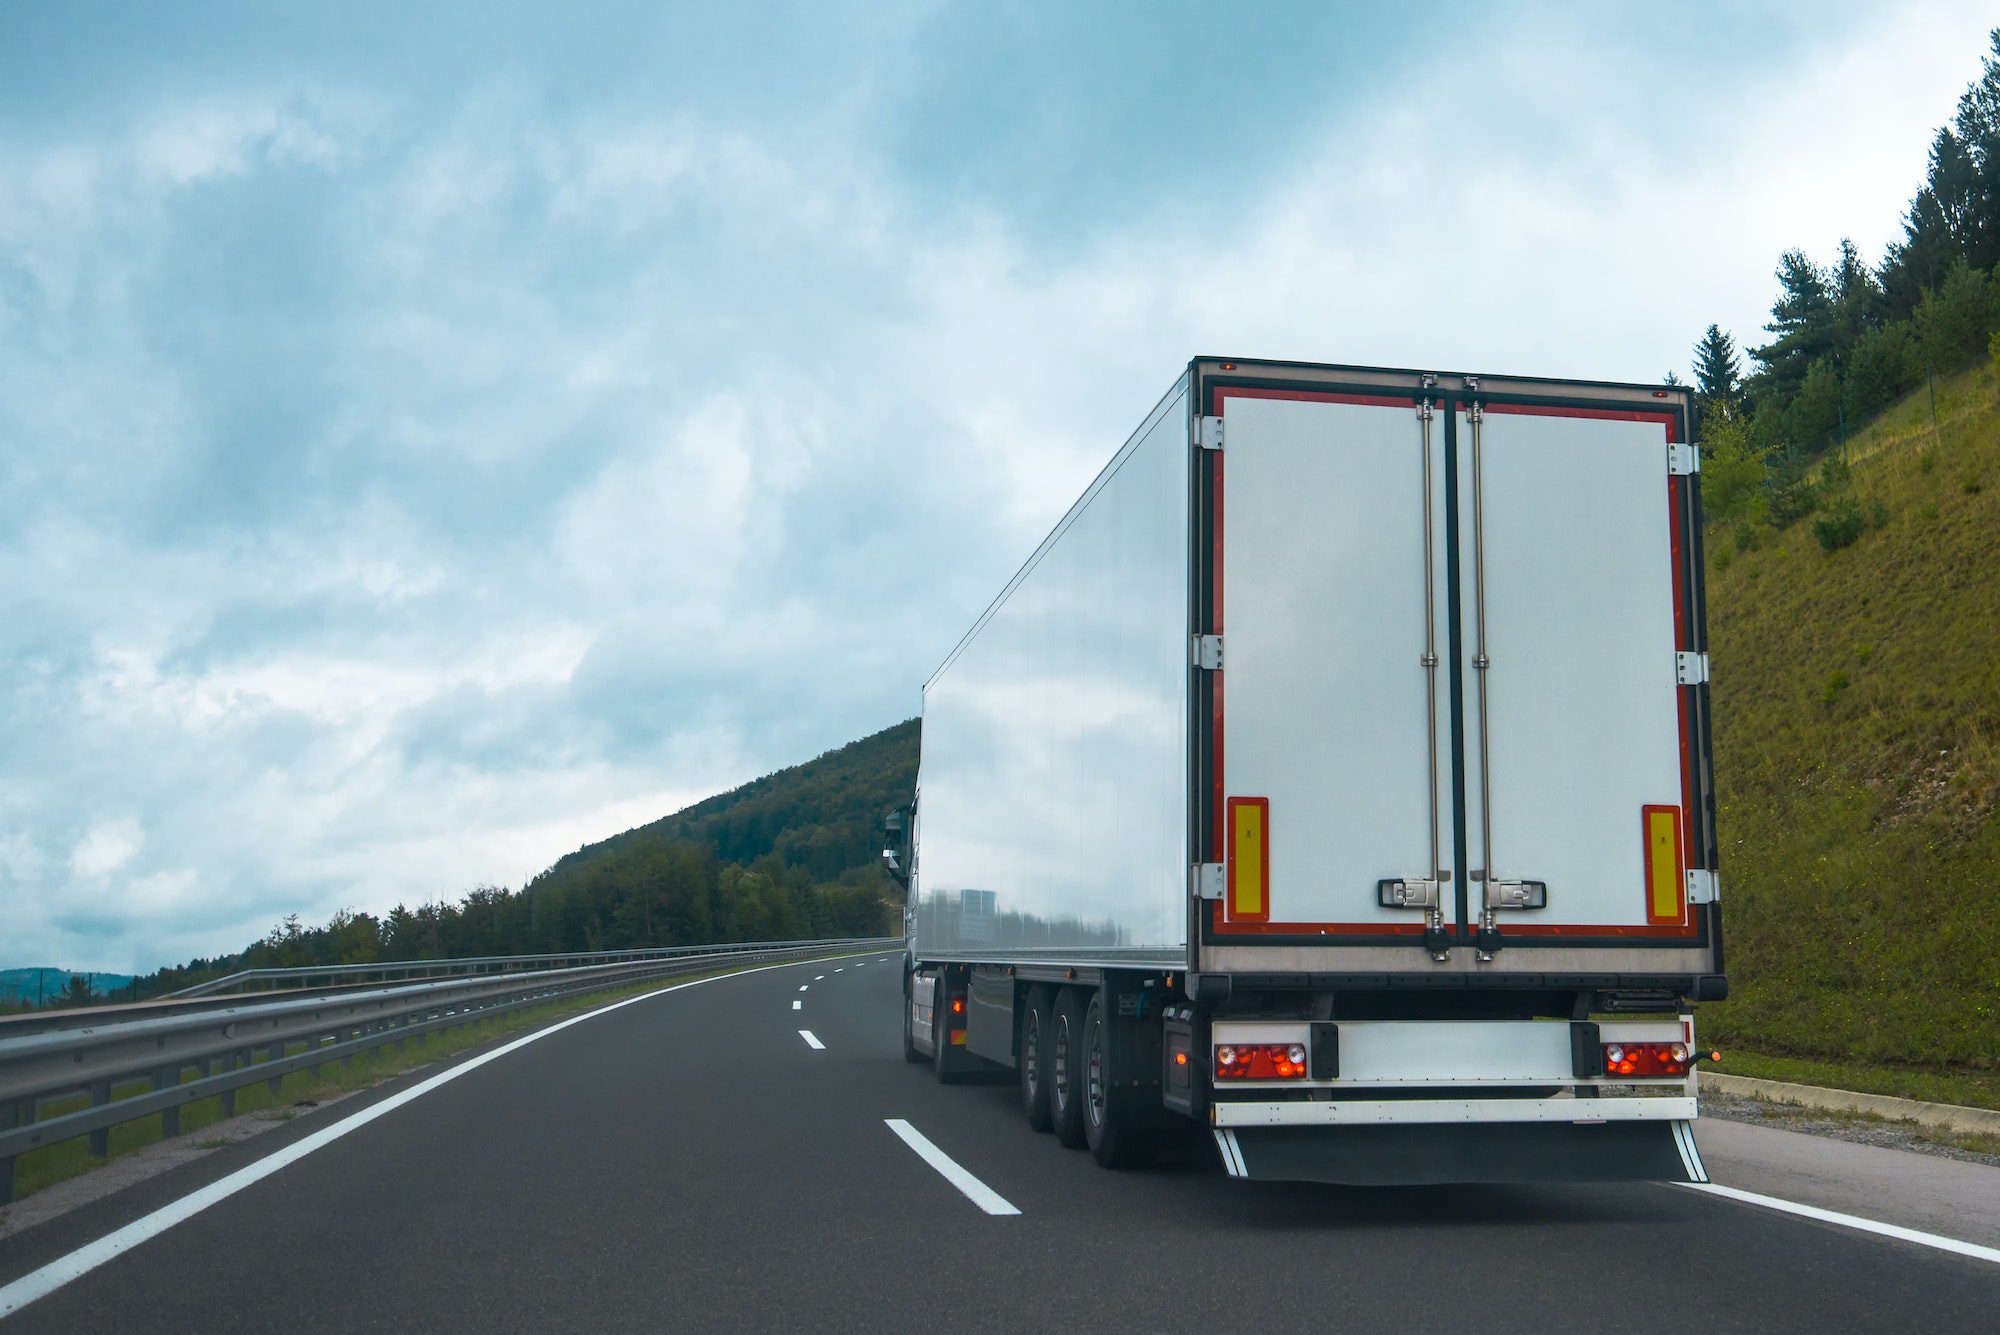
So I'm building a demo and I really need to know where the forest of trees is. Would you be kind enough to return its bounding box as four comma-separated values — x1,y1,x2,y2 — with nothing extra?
118,720,920,1001
1686,29,2000,544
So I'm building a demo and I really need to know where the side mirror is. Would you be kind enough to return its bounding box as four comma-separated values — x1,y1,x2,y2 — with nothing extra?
881,807,910,886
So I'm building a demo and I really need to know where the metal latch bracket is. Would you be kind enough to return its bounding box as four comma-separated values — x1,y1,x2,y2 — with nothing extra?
1668,442,1700,476
1192,634,1224,670
1192,863,1225,901
1685,869,1718,904
1197,415,1224,451
1675,651,1709,685
1377,877,1443,909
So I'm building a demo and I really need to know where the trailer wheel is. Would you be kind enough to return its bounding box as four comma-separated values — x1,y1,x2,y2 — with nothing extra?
1048,988,1088,1148
1019,986,1053,1132
1081,991,1151,1168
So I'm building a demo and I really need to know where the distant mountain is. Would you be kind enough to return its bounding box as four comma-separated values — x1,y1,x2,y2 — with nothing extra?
543,717,920,886
0,968,136,1005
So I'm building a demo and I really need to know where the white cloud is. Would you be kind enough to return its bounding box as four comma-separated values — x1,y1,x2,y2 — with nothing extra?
70,818,142,877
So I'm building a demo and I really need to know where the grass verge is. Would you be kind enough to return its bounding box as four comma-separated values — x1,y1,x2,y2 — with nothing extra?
1701,361,1999,1082
1711,1048,2000,1114
7,956,825,1203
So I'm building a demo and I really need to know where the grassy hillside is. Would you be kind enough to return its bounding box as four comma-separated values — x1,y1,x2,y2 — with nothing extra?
546,718,919,885
1701,363,2000,1082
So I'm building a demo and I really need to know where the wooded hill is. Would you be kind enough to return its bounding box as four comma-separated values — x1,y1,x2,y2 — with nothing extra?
124,720,919,999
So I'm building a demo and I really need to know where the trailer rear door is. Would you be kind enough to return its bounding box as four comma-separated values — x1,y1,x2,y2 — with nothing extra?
1204,390,1455,942
1202,384,1705,961
1452,401,1698,953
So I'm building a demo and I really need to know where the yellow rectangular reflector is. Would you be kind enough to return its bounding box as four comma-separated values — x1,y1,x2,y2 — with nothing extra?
1228,797,1269,923
1643,805,1684,925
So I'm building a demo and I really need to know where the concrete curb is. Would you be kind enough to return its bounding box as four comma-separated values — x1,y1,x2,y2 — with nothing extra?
1701,1071,2000,1136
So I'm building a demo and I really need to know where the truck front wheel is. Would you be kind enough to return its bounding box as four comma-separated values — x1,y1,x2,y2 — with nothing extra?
1048,988,1088,1148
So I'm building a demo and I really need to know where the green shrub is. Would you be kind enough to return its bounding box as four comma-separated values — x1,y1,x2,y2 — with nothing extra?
1733,521,1757,553
1821,668,1850,705
1965,474,1985,494
1812,495,1866,551
1868,497,1890,529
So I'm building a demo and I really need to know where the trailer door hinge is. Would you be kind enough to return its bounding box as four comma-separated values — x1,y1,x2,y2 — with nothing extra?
1686,869,1718,904
1192,634,1224,670
1668,442,1700,476
1197,415,1224,451
1675,650,1709,685
1192,863,1225,901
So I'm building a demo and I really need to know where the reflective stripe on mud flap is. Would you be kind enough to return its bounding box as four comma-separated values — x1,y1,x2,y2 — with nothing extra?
1671,1119,1708,1183
1212,1128,1248,1177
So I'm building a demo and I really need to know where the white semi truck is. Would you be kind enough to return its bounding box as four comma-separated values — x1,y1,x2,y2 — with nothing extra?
887,357,1723,1184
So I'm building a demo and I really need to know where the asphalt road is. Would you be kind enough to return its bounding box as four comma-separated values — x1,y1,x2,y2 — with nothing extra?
1,953,1996,1332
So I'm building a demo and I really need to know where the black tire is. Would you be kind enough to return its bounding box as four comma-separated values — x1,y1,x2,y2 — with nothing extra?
1019,987,1053,1132
932,975,963,1084
1048,988,1088,1148
902,967,924,1064
1081,991,1151,1168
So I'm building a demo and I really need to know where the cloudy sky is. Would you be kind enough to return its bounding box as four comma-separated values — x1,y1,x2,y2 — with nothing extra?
2,1,1992,972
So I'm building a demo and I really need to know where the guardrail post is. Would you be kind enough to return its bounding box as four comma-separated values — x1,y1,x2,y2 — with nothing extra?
1,1097,21,1204
220,1052,240,1119
87,1080,112,1157
266,1043,285,1099
154,1066,181,1138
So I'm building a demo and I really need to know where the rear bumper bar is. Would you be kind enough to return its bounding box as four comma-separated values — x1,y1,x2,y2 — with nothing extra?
1210,1094,1695,1127
1211,1114,1708,1186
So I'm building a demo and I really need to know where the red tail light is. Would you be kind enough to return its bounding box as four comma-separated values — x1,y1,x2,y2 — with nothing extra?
1214,1042,1309,1080
1602,1041,1692,1077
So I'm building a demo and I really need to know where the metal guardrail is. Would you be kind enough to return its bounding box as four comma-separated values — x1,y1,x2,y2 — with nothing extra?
0,937,897,1203
167,937,869,998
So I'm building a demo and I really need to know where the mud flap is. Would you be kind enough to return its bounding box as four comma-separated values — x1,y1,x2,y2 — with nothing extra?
1212,1118,1708,1186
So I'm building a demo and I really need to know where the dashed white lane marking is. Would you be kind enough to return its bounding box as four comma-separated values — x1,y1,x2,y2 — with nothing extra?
799,1030,826,1051
799,985,809,992
0,955,834,1321
814,974,825,980
884,1119,1020,1217
792,1000,802,1010
855,962,866,968
834,968,845,973
1676,1183,2000,1266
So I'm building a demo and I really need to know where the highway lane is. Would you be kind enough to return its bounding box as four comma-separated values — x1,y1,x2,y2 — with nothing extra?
1,953,1996,1332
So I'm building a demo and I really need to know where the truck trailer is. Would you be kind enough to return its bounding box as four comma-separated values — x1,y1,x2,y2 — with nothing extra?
887,356,1723,1185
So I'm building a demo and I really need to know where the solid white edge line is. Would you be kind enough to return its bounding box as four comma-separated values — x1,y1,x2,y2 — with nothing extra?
799,1030,825,1050
883,1119,1020,1216
1676,1183,2000,1265
0,952,866,1320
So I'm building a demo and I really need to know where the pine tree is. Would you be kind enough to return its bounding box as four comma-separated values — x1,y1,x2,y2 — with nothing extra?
1880,128,1979,318
1951,29,2000,274
1748,249,1836,401
1692,324,1741,411
1829,238,1882,364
